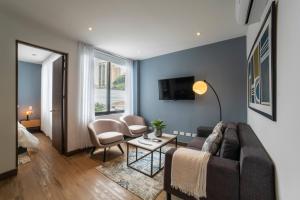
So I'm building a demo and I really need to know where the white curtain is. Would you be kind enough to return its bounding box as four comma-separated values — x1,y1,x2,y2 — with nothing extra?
124,60,134,115
41,53,60,139
77,42,95,148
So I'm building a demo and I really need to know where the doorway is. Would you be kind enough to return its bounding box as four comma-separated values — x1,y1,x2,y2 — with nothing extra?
16,40,68,168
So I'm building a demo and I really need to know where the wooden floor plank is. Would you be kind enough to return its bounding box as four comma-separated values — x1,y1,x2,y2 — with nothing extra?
0,133,167,200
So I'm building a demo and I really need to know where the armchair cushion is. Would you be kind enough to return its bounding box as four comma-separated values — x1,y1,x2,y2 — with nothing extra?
121,115,145,126
128,125,147,134
97,131,123,145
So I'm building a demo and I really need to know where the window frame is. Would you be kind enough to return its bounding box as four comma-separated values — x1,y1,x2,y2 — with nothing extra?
95,62,125,116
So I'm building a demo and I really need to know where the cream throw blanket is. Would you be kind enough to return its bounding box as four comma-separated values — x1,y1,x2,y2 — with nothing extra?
171,148,211,199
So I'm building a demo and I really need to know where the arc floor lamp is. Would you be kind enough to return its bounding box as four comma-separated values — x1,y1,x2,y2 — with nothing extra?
192,80,222,121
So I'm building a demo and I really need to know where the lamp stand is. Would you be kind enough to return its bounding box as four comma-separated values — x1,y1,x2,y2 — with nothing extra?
204,80,222,121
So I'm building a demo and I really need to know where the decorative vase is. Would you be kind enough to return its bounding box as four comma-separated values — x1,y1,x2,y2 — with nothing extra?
154,129,162,137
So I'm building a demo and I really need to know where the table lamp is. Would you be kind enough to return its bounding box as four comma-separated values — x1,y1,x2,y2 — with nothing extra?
26,106,33,121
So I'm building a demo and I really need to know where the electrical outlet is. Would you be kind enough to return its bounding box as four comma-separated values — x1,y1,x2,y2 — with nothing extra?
186,132,192,137
173,131,179,135
192,133,197,137
179,131,185,136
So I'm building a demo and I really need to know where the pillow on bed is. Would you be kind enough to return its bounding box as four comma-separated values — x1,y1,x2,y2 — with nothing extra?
18,121,26,130
18,122,40,149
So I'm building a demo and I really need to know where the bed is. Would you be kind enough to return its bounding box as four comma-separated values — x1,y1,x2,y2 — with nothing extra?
18,122,40,150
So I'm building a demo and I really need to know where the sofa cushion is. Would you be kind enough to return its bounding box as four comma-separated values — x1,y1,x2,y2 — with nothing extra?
202,122,224,154
187,137,206,150
129,125,147,134
225,122,237,130
220,127,240,160
97,131,123,145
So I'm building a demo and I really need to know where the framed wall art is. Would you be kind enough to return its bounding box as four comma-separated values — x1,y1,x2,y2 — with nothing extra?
248,2,276,121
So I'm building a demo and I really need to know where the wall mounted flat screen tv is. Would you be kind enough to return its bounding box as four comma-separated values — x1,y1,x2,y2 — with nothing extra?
158,76,195,100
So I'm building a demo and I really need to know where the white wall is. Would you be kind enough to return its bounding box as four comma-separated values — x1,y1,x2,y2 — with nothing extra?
0,11,81,174
247,0,300,199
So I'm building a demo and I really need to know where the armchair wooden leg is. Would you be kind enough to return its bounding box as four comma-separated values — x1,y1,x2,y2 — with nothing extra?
117,144,124,154
103,148,107,162
166,192,171,200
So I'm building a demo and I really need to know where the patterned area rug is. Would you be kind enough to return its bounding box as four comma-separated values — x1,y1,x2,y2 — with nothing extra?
96,146,171,200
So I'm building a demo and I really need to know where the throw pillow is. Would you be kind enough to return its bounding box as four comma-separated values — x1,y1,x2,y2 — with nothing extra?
220,127,240,160
201,133,222,154
213,121,225,133
202,122,224,154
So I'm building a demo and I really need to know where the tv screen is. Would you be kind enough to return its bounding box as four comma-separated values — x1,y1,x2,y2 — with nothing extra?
158,76,195,100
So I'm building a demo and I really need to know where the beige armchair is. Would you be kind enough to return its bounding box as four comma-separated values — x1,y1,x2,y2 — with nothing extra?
119,115,148,137
88,119,124,162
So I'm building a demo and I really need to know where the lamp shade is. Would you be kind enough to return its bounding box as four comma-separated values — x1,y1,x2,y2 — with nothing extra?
193,81,208,95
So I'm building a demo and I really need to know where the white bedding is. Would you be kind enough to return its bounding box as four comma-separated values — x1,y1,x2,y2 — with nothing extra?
18,122,40,149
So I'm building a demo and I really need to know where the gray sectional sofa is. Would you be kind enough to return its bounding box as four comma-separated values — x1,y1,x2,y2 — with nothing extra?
164,123,275,200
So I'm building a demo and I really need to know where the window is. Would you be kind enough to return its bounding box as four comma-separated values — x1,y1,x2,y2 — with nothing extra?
94,57,126,115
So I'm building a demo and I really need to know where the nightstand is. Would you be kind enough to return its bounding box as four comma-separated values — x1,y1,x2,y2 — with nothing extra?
20,119,41,133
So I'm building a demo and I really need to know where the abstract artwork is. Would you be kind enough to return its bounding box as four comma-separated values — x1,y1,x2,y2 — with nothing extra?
248,2,276,121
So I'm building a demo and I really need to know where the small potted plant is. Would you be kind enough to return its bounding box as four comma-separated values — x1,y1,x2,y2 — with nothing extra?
151,119,166,137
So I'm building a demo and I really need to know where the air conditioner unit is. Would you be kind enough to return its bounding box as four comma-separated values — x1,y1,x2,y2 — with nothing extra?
235,0,270,25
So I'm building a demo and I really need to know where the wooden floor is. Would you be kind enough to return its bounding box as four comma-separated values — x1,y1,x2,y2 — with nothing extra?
0,133,167,200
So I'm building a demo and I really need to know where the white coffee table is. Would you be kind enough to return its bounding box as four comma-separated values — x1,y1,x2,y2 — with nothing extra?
126,132,177,177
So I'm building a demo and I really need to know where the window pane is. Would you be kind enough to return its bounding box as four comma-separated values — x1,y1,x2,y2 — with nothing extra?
94,58,108,113
110,63,126,112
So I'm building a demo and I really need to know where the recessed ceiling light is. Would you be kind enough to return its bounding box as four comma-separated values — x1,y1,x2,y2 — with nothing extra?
196,32,201,36
32,53,36,56
88,27,93,31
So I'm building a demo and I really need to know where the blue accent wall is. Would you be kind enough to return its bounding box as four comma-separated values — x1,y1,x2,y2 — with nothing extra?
139,37,247,142
18,61,42,120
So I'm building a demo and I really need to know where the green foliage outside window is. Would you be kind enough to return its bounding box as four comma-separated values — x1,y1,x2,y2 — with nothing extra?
95,102,106,112
112,75,125,90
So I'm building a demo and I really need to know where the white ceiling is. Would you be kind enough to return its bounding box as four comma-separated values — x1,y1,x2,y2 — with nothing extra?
18,44,52,64
0,0,247,60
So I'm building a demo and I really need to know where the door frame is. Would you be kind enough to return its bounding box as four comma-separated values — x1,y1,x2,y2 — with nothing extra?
16,40,69,168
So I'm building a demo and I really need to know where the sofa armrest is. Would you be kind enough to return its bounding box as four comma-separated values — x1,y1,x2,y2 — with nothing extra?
164,148,176,191
206,156,239,200
164,148,239,200
197,126,213,138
